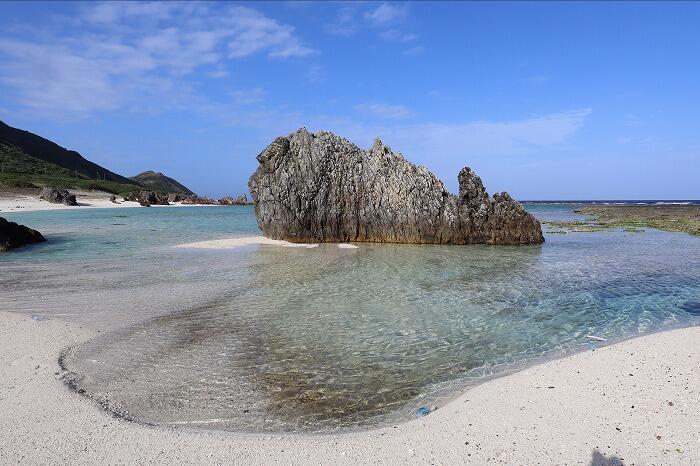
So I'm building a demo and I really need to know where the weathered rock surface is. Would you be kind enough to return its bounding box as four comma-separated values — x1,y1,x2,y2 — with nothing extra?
181,194,217,205
218,194,248,205
40,187,77,206
124,191,170,206
248,128,544,245
0,217,46,251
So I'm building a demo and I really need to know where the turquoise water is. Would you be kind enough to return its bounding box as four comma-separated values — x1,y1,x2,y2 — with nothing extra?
1,204,699,432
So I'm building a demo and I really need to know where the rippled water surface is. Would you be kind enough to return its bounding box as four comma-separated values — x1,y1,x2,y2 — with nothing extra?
1,204,699,432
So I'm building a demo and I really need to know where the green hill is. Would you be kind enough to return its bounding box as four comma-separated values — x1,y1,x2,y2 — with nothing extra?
0,120,138,185
0,142,140,195
129,171,194,195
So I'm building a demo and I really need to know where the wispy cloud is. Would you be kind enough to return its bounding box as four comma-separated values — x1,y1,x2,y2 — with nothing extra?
304,64,326,83
309,108,592,160
232,87,266,105
0,2,315,118
354,103,413,119
403,46,425,56
525,75,548,83
379,29,418,42
326,2,417,45
365,3,408,26
325,5,361,36
391,109,593,156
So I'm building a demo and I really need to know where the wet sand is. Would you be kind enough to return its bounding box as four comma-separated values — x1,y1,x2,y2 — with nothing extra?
1,311,697,464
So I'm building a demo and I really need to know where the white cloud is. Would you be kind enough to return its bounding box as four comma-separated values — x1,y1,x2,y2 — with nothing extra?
365,3,408,26
225,6,316,58
354,103,413,119
84,1,181,23
0,40,120,115
0,2,315,118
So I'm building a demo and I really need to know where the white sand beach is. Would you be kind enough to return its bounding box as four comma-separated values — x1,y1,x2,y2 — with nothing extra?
0,191,219,213
176,236,320,249
1,311,697,465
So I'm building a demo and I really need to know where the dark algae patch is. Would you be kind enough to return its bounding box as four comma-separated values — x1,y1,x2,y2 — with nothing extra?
543,205,700,236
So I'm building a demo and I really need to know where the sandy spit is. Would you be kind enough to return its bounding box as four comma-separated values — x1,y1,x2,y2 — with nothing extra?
176,236,320,249
0,311,698,465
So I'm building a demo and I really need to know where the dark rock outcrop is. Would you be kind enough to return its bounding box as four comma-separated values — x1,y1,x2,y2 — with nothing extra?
40,187,77,206
248,128,544,245
0,217,46,251
218,194,248,205
124,191,170,206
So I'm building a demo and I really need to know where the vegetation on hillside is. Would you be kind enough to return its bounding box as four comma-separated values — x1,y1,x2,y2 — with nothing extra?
129,170,194,195
0,120,135,184
0,143,140,195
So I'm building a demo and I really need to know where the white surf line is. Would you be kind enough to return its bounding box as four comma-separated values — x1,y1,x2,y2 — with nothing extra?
338,243,359,249
586,335,607,342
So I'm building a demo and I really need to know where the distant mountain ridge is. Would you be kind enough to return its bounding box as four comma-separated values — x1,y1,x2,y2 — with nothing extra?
129,171,194,195
0,120,136,185
0,120,195,196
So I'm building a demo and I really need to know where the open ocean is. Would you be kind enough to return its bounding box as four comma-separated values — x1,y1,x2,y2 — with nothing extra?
1,202,699,432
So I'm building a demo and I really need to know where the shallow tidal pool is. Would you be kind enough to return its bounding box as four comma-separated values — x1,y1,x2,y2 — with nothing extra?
2,204,699,432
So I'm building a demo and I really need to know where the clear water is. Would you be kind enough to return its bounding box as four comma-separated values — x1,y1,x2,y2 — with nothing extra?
1,204,699,432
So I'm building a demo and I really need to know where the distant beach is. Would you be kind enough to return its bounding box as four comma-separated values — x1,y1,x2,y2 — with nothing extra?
0,190,222,213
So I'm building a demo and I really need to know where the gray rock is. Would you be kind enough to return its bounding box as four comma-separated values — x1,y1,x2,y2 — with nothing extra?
124,191,169,206
0,217,46,251
218,194,248,205
181,194,217,205
248,128,544,245
167,192,184,203
40,187,78,206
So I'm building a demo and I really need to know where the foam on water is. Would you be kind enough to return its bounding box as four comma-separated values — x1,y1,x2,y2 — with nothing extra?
2,204,699,432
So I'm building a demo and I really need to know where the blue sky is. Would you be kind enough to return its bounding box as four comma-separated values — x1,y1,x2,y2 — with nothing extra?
0,1,698,199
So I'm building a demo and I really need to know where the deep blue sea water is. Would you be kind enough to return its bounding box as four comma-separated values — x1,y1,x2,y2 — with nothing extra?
1,203,699,432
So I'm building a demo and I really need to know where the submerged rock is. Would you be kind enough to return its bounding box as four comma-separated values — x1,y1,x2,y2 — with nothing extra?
248,128,544,245
0,217,46,251
40,187,77,206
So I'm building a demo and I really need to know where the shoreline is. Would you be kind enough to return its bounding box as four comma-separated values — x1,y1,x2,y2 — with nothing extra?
0,191,226,213
1,310,697,464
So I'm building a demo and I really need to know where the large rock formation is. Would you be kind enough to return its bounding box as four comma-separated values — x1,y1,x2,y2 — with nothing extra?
0,217,46,251
248,128,543,245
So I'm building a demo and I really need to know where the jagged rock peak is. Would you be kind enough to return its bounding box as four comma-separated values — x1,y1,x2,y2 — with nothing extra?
248,129,544,245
